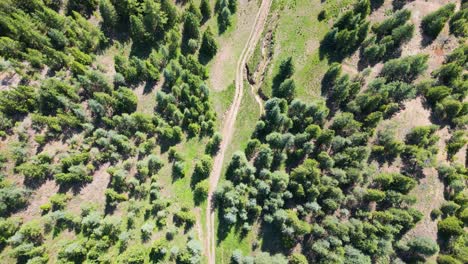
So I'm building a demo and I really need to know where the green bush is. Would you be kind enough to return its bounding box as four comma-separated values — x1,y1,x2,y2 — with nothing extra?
438,216,463,237
49,193,71,211
449,8,467,37
199,27,217,61
0,186,30,216
406,236,439,257
194,179,209,203
421,4,455,39
380,54,428,82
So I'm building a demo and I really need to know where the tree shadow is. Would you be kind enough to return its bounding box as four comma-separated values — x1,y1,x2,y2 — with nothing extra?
198,53,213,65
318,33,348,64
370,0,385,11
392,0,414,10
259,222,291,256
420,32,436,48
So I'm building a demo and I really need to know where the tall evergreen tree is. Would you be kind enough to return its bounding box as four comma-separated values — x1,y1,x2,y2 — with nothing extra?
130,15,147,44
99,0,118,30
218,6,232,33
200,0,211,22
199,27,218,62
228,0,238,13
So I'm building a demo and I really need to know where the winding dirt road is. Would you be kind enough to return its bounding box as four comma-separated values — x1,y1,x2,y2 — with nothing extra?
205,0,271,263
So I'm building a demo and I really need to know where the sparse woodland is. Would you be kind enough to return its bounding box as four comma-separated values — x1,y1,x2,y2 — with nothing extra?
0,0,239,263
0,0,466,263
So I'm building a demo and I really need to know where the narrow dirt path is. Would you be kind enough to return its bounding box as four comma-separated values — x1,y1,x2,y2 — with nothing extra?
205,1,272,263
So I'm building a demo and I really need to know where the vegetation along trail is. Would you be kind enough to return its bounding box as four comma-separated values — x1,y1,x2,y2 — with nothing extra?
205,0,272,263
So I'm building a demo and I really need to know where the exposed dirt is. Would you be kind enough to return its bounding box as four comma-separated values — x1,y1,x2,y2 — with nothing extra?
135,76,164,115
377,97,448,248
377,97,433,141
210,0,260,92
0,71,21,91
13,179,59,222
405,166,445,241
344,0,460,77
66,163,111,214
401,0,461,75
205,0,272,263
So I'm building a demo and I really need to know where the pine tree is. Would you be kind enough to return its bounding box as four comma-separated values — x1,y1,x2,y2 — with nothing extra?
99,0,118,30
228,0,238,14
199,27,218,61
183,12,201,41
200,0,211,22
130,15,147,44
218,6,232,33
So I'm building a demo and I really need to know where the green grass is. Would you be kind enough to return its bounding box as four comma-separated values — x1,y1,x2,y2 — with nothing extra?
216,225,257,263
215,81,262,262
261,0,354,102
212,82,236,129
247,39,263,74
206,0,261,92
220,81,261,178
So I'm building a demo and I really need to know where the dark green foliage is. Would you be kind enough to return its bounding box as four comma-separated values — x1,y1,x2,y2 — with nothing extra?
194,179,209,204
438,216,463,237
273,78,296,101
199,27,218,62
118,245,146,263
218,6,232,33
216,0,236,33
206,133,222,155
446,130,466,160
0,217,21,245
99,0,118,31
405,236,439,258
0,1,222,263
192,155,212,185
437,255,463,264
67,0,98,17
16,154,52,183
173,208,196,228
0,186,30,216
183,12,200,43
0,85,37,116
113,87,137,114
380,54,428,82
420,46,467,126
321,0,370,58
421,3,455,39
363,9,414,63
105,188,127,207
318,10,327,21
449,7,467,37
200,0,211,22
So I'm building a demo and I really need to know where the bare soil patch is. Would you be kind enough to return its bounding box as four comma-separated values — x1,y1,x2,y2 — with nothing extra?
14,179,59,222
66,163,111,214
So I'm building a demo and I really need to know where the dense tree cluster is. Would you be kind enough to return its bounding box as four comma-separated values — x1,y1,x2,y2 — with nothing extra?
435,164,467,263
216,55,432,261
420,45,467,127
321,0,371,58
362,9,414,63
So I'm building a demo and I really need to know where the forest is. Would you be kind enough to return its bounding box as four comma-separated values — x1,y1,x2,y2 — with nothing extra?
0,0,466,263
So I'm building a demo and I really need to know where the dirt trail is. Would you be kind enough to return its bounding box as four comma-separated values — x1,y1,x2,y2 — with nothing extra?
205,1,272,263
